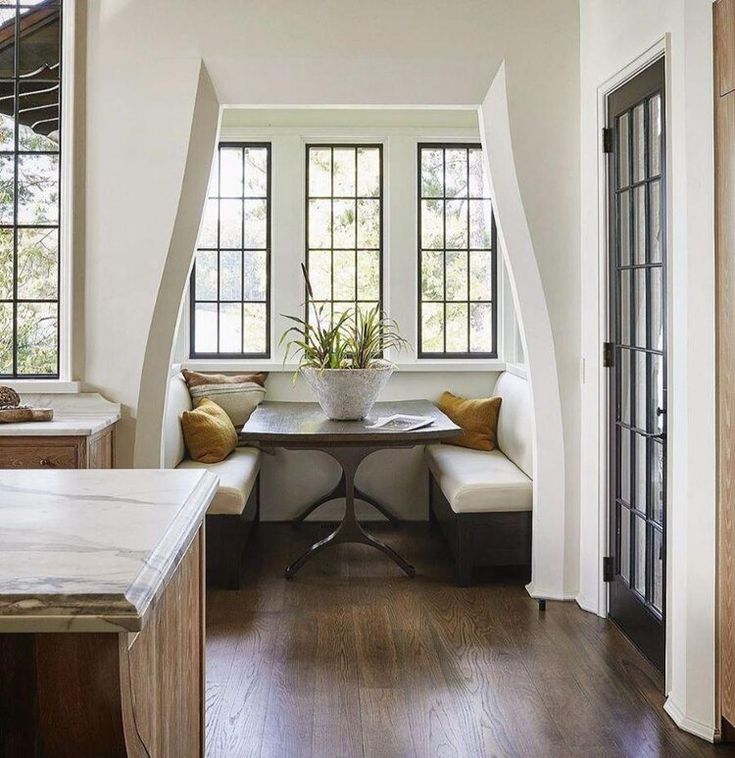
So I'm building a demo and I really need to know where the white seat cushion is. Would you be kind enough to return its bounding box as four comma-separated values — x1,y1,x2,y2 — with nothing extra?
177,446,260,515
425,444,532,514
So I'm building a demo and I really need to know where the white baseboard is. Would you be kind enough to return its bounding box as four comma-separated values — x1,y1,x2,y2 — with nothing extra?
525,582,577,602
663,697,716,743
575,592,607,618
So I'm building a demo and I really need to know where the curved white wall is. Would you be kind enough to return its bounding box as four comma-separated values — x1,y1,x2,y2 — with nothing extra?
480,65,569,599
83,1,581,595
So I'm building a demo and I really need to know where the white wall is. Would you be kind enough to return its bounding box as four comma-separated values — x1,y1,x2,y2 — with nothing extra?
83,0,580,590
579,0,716,741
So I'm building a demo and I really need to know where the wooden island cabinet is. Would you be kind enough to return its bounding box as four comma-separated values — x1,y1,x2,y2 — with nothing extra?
716,0,735,739
0,470,217,757
0,392,119,470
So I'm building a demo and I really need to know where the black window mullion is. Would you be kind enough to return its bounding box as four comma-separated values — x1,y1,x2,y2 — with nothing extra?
11,2,18,376
465,148,470,352
240,146,246,355
417,143,496,359
330,146,334,326
190,142,271,359
354,147,359,320
442,150,447,354
305,144,382,330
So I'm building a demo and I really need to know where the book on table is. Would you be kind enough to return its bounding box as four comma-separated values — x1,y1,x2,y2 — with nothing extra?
364,414,435,432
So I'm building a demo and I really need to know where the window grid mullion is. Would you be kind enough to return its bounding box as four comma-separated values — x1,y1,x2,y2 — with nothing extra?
190,142,271,359
442,150,447,354
354,147,358,319
11,2,18,376
465,147,471,352
417,143,497,359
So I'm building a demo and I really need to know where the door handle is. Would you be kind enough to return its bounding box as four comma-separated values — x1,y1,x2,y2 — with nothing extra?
656,407,666,417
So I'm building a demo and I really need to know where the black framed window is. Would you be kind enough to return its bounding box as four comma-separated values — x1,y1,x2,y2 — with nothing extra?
305,144,382,327
418,144,497,358
190,142,271,358
0,1,62,378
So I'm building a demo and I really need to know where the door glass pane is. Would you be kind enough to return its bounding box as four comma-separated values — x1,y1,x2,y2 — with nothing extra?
619,191,631,266
650,267,663,351
653,527,663,612
619,505,630,583
617,112,630,188
652,355,664,435
634,514,647,596
632,103,645,183
619,427,631,505
619,270,631,344
649,180,663,264
649,94,662,178
635,435,647,512
635,351,647,431
651,440,664,524
634,269,647,348
619,349,631,425
633,184,646,264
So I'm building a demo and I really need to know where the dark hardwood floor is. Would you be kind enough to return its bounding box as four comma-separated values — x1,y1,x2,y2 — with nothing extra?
206,523,732,758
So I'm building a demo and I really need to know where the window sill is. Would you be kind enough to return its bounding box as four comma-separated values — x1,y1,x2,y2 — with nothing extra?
2,380,81,394
181,359,507,374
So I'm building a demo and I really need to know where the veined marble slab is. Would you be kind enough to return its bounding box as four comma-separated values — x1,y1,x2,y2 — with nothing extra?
0,469,217,633
0,392,120,436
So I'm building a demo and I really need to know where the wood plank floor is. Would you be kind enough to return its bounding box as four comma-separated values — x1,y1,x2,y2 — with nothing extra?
206,523,732,758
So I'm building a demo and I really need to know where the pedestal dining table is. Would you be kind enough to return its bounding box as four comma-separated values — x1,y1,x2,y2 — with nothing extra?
239,399,461,578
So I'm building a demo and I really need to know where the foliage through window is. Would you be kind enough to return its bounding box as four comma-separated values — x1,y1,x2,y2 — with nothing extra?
305,144,382,329
418,144,497,358
0,0,62,377
191,143,271,358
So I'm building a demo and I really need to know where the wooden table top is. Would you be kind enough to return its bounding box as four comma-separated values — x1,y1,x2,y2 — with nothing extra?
239,400,461,446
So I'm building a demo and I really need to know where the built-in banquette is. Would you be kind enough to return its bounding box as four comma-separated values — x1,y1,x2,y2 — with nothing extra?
425,371,533,585
164,373,261,589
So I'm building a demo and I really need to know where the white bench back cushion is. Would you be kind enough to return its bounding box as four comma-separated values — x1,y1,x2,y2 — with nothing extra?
494,372,533,478
163,374,192,469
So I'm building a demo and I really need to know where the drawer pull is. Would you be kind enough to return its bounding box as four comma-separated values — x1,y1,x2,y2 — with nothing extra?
40,458,53,467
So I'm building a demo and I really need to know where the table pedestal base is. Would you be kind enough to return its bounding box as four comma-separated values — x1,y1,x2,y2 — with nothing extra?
292,474,399,526
285,446,415,579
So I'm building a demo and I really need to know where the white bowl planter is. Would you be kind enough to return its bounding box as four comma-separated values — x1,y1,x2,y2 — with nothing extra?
301,362,394,420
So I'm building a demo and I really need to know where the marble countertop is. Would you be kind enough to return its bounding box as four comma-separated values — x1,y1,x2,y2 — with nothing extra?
0,393,120,436
0,469,218,633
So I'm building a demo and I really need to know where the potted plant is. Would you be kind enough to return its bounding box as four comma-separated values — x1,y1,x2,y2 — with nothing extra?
280,265,408,420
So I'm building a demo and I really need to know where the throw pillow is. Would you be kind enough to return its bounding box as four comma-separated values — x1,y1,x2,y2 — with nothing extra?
437,391,502,451
181,399,238,463
182,369,267,427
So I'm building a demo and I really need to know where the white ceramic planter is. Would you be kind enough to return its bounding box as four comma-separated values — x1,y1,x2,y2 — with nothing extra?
301,363,394,420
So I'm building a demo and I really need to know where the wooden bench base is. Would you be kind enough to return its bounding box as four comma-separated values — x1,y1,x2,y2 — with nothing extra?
205,474,260,590
429,472,532,586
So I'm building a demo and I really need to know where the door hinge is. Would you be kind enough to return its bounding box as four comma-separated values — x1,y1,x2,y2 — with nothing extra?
603,341,614,368
602,127,613,154
603,556,614,582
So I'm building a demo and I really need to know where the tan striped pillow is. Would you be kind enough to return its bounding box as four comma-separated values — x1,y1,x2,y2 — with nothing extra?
181,370,267,427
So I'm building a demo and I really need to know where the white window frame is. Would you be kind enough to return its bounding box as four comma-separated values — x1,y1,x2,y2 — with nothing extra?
7,0,78,392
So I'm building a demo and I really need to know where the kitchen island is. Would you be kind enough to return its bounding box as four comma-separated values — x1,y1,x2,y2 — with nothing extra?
0,469,218,757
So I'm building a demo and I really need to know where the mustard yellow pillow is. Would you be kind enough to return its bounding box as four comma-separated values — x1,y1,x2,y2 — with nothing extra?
181,399,238,463
438,391,502,451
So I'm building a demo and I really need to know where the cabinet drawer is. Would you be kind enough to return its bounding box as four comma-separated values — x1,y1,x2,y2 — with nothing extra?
0,444,79,469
